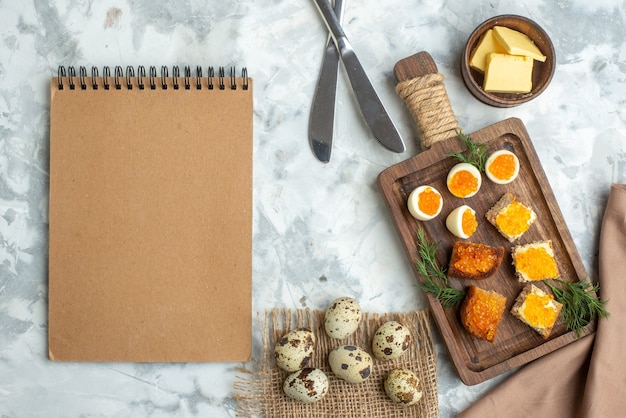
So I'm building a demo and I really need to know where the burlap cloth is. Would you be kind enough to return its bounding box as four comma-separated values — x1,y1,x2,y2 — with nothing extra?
235,308,438,417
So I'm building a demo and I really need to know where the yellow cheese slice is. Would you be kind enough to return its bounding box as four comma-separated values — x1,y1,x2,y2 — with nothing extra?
492,26,547,62
483,53,533,93
469,29,507,73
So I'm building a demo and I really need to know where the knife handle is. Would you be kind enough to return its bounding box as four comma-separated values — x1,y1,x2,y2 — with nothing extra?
313,0,347,43
309,0,344,162
313,0,405,153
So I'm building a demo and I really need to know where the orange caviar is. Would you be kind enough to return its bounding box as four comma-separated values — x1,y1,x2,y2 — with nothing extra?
514,247,559,280
462,208,478,236
495,201,532,237
453,243,500,275
488,153,517,181
462,286,506,342
448,170,479,198
418,187,442,216
522,293,559,328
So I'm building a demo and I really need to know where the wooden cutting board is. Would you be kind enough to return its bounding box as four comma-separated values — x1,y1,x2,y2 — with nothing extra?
378,52,594,385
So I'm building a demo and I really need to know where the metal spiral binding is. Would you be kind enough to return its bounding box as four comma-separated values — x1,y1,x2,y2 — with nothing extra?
103,66,111,90
56,65,249,91
114,66,123,90
67,66,76,90
125,66,135,90
208,66,214,90
137,66,146,90
79,66,87,90
91,66,99,90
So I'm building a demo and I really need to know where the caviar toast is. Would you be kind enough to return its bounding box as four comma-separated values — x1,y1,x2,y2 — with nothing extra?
511,283,562,339
512,240,560,282
460,285,507,343
486,192,537,242
447,241,504,280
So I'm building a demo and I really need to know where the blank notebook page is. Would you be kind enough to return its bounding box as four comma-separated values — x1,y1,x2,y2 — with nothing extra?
48,68,253,362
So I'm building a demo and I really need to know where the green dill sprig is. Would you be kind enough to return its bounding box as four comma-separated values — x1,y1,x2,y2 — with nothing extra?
543,278,610,338
447,130,488,172
415,227,465,308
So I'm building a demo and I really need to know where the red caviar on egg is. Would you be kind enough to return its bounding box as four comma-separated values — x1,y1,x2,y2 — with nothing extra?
485,150,520,184
447,163,482,198
407,186,443,221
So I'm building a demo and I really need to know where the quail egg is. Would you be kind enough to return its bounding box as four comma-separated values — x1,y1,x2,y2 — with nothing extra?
274,328,316,372
283,368,329,403
407,185,443,221
384,368,423,406
324,297,362,339
371,321,412,361
328,345,373,384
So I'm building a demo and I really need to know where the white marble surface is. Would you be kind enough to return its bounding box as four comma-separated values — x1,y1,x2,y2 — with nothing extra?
1,0,625,416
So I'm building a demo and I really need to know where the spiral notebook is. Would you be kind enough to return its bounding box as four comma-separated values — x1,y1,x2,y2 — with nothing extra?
48,65,253,362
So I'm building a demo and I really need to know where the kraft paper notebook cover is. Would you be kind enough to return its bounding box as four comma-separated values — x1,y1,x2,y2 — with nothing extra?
48,65,253,362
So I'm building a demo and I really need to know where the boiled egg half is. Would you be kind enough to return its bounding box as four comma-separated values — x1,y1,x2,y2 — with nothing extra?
485,150,520,184
407,185,443,221
446,205,478,239
446,163,482,198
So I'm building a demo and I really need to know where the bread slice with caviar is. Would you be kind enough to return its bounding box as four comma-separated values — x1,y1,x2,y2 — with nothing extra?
460,285,507,343
447,241,504,280
512,240,560,282
485,192,537,242
511,283,562,339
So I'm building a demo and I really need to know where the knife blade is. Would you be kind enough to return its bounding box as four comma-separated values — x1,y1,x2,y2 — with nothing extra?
309,0,345,163
312,0,405,154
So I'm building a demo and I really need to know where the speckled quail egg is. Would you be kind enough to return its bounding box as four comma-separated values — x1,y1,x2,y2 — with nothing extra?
384,368,423,406
485,149,520,184
446,162,482,198
282,368,329,403
324,297,362,339
407,185,443,221
274,328,316,372
445,205,478,239
328,345,373,384
371,321,412,361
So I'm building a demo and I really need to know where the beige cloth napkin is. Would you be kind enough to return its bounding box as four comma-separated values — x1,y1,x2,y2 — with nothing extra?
458,183,626,418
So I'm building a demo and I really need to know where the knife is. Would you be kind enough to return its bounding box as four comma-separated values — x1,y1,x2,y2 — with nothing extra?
312,0,405,154
309,0,345,163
